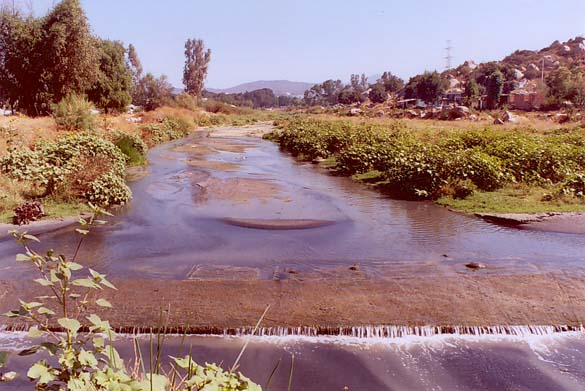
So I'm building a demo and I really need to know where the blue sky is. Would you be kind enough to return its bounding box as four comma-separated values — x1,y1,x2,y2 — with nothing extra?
25,0,585,88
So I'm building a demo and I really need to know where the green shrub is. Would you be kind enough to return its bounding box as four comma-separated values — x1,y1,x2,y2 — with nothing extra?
448,179,478,199
110,131,148,155
174,92,199,111
52,94,96,132
267,117,585,200
112,132,147,166
443,149,509,191
140,116,193,146
0,133,130,206
384,144,445,198
86,172,132,206
561,173,585,197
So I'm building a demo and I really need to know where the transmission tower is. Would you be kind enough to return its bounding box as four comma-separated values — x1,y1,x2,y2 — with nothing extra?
445,40,453,70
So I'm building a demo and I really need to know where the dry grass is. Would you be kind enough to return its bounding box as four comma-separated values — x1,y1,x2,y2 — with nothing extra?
0,115,59,154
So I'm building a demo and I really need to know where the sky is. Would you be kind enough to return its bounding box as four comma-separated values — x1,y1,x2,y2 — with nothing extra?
23,0,585,89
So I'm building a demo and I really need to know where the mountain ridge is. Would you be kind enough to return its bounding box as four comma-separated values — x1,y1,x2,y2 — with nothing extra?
207,80,314,96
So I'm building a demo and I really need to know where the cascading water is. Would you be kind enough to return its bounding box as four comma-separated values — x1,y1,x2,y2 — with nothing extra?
3,324,582,338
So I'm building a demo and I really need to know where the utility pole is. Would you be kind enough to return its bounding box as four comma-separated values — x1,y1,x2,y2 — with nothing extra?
445,40,453,70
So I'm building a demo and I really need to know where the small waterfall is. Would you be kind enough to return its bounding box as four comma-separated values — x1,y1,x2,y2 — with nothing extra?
3,324,582,338
224,324,584,338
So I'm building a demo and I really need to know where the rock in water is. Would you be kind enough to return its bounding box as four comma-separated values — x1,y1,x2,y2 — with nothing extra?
465,262,486,270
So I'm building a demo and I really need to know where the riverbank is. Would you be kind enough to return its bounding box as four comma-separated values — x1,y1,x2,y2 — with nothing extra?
267,116,585,217
475,211,585,235
0,108,278,224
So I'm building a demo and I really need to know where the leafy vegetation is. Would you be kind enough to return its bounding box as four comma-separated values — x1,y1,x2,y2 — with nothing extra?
2,206,262,390
0,0,126,115
140,117,192,146
267,117,585,211
52,94,96,132
1,132,130,207
111,132,148,166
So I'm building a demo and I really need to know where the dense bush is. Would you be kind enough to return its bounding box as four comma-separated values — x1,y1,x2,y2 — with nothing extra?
561,173,585,198
111,132,147,165
268,117,585,200
52,94,96,132
443,149,509,191
140,117,192,146
86,171,132,206
1,133,130,206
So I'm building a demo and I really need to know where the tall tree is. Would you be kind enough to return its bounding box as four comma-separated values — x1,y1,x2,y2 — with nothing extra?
378,72,404,94
464,79,480,107
127,43,144,105
350,73,368,94
88,40,133,113
405,71,446,103
134,73,173,111
369,83,387,104
0,0,98,114
41,0,99,107
0,7,44,112
127,43,143,81
485,70,504,109
183,38,211,101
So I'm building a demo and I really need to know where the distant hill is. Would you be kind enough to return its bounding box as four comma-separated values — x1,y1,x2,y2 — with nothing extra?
444,36,585,85
207,80,314,97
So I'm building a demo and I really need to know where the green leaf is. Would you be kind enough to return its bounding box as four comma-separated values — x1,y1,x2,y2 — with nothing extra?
22,301,43,309
28,327,43,338
93,337,105,349
72,278,99,289
100,278,117,290
137,374,169,391
38,307,55,316
67,262,84,271
15,253,31,262
75,229,89,236
0,351,9,367
78,349,98,367
23,234,40,243
171,355,197,370
95,298,112,308
57,318,81,334
27,361,54,384
34,278,53,287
